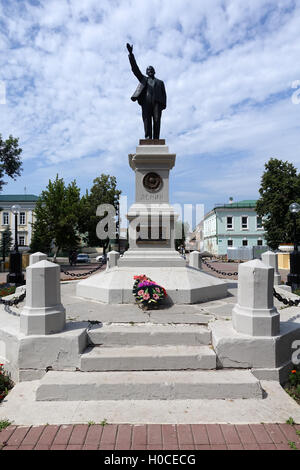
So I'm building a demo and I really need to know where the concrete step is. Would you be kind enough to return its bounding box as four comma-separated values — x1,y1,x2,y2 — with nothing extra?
80,345,216,371
36,369,263,401
87,323,211,346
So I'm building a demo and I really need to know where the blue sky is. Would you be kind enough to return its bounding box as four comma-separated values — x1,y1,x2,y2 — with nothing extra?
1,0,300,225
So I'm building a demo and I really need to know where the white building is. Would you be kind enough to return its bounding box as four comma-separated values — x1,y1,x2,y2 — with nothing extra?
0,194,39,249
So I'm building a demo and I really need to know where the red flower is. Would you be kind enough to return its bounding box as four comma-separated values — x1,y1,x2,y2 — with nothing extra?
291,370,297,374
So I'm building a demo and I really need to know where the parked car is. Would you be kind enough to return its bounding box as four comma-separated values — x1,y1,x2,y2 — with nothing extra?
96,254,107,264
76,253,91,263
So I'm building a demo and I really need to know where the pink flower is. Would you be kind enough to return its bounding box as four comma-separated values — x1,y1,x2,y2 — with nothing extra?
155,287,160,293
138,290,144,296
153,293,159,300
143,293,150,300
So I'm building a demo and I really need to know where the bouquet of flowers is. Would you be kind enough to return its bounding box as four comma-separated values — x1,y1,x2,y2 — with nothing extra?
132,275,167,309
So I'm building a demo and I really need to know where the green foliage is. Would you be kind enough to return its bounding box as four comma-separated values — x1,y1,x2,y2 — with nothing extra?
80,174,121,252
0,364,13,402
288,441,298,450
30,175,84,256
286,417,296,425
0,283,16,297
0,134,22,192
288,368,300,387
256,158,300,250
0,226,13,258
0,419,12,430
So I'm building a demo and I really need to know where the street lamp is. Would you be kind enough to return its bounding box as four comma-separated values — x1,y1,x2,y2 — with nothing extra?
7,204,25,286
287,202,300,291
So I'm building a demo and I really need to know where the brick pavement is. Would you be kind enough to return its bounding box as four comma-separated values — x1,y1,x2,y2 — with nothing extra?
1,423,299,450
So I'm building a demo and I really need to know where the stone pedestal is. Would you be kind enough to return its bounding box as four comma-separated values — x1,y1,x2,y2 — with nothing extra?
118,143,185,268
189,251,202,270
77,141,227,304
20,260,66,335
29,252,47,265
261,250,281,285
232,259,280,336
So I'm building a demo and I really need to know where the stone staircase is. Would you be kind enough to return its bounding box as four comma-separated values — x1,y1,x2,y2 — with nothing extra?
36,316,264,402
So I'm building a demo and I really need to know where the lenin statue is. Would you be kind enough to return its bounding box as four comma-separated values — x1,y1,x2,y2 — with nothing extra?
126,43,167,140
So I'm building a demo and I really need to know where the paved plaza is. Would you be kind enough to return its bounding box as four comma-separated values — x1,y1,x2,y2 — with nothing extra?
1,261,299,451
1,423,300,450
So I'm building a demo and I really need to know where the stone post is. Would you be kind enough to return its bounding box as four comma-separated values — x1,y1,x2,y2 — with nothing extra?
189,251,202,270
232,259,280,336
107,251,120,269
261,250,281,286
29,252,47,265
20,260,66,336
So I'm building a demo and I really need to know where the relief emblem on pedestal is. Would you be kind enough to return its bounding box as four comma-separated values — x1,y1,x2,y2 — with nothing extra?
143,172,163,193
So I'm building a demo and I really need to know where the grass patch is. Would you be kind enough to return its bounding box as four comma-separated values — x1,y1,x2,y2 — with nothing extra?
0,419,12,431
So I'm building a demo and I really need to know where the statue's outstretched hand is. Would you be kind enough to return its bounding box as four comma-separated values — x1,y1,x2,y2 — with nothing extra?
126,43,133,54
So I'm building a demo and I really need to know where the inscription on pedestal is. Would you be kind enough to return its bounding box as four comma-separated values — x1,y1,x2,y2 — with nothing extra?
140,193,163,201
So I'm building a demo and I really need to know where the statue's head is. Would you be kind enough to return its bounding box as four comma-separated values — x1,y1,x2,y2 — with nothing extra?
146,66,155,78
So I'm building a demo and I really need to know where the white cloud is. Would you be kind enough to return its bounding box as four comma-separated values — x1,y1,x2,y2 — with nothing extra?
0,0,299,212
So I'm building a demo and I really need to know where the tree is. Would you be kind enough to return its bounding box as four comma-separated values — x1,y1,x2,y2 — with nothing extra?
256,158,300,250
30,175,83,260
0,134,23,191
80,174,121,253
0,226,13,259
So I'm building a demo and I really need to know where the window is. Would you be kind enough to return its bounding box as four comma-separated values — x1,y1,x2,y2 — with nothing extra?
226,216,233,229
2,212,9,225
18,235,25,246
257,239,263,246
227,239,233,246
257,216,263,229
19,212,26,225
241,216,248,230
242,239,248,246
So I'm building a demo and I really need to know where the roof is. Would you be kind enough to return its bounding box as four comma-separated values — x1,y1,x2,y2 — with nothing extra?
214,200,257,209
0,194,39,202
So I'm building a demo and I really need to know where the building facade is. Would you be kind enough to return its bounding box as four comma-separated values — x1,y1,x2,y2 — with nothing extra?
0,195,39,249
203,200,266,256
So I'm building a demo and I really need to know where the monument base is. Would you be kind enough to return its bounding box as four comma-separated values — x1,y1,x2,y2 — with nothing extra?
76,265,228,305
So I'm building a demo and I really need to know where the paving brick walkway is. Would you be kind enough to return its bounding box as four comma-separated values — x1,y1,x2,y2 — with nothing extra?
1,423,300,450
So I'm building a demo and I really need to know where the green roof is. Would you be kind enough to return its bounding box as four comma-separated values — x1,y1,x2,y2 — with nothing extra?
0,194,39,202
215,200,257,209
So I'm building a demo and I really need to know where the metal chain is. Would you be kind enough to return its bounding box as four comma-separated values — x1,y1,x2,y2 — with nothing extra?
60,263,104,278
273,288,300,307
0,291,26,306
202,258,238,276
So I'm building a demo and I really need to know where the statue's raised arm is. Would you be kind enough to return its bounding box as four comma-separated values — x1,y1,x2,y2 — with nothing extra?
126,43,133,55
126,43,144,83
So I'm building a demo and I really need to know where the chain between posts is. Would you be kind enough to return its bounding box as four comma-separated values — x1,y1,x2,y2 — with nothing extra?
0,291,26,306
202,258,238,277
60,264,104,278
273,288,300,307
203,259,300,306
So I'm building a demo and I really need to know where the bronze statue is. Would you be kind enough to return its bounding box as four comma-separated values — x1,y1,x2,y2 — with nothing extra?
126,43,167,140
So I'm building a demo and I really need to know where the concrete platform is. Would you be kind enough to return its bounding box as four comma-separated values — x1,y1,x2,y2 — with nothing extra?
80,345,216,371
76,265,228,304
1,379,300,425
35,369,263,401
